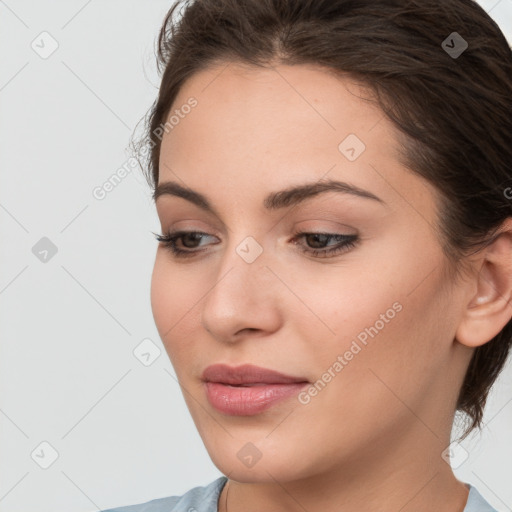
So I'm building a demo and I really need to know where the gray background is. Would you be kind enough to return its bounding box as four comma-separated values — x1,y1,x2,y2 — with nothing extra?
1,1,511,511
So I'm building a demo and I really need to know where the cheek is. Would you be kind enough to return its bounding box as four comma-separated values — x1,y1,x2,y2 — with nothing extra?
302,264,452,431
150,252,238,384
150,254,203,357
150,254,173,337
292,241,450,388
292,267,404,373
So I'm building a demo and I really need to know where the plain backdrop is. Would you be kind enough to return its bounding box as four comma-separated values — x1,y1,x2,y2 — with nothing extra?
1,1,512,511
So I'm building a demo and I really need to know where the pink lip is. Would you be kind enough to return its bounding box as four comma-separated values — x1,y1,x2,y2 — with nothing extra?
202,363,308,385
202,364,309,416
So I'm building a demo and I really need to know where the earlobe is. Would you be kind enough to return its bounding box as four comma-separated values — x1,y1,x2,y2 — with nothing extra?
455,218,512,348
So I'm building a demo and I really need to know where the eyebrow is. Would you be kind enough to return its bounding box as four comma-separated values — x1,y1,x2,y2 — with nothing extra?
153,179,385,216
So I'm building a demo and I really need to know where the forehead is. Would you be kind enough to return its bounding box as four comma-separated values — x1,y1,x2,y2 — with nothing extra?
157,62,434,219
167,62,384,148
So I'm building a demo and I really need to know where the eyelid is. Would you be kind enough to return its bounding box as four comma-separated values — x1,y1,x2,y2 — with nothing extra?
291,218,358,235
157,200,368,235
160,218,359,244
162,219,224,237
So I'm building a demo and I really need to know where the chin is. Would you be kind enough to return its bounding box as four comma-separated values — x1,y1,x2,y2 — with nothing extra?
202,434,321,483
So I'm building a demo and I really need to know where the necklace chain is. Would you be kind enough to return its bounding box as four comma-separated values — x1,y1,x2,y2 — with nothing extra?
225,479,230,512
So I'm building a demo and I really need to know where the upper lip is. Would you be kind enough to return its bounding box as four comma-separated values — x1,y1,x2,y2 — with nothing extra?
202,364,309,385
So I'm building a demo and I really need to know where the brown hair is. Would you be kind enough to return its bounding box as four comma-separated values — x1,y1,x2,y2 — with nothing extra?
134,0,512,440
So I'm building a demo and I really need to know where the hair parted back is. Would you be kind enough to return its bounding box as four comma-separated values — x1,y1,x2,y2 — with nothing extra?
134,0,512,440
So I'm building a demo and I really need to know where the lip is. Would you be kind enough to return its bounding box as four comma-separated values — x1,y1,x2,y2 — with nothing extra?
202,364,309,416
202,363,308,385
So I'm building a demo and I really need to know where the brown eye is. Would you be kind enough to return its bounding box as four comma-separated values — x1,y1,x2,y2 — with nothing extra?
291,231,359,258
181,232,204,248
153,230,218,257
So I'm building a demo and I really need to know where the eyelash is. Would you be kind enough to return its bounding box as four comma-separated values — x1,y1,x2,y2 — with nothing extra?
153,229,359,259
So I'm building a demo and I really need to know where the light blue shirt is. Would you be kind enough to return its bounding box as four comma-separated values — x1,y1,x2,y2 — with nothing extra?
100,476,498,511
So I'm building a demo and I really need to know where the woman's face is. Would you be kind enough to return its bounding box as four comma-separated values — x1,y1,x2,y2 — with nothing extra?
151,63,472,481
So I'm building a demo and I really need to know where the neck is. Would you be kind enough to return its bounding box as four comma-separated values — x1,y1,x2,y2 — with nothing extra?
218,423,469,512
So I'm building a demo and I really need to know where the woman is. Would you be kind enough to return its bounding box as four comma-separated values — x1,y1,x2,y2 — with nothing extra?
102,0,512,510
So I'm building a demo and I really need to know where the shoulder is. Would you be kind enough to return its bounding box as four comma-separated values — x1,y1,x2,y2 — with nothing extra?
464,483,499,512
99,476,228,512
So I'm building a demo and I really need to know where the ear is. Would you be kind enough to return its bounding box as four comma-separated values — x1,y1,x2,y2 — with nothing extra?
455,218,512,348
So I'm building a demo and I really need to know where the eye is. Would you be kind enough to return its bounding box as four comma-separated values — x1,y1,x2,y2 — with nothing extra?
290,231,359,258
153,230,217,257
153,230,359,259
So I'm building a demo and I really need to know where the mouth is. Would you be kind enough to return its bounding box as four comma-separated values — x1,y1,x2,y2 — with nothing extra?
201,363,310,416
223,383,279,387
201,363,309,386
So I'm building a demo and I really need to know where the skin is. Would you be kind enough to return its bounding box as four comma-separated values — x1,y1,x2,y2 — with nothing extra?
151,62,512,512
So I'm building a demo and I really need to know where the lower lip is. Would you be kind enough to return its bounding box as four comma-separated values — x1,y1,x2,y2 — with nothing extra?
204,381,309,416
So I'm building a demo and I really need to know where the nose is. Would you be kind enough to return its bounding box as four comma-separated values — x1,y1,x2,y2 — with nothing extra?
200,236,283,343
